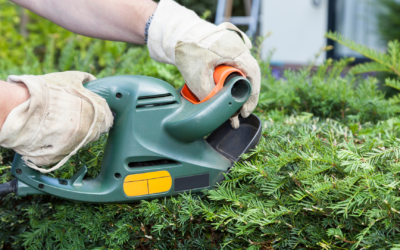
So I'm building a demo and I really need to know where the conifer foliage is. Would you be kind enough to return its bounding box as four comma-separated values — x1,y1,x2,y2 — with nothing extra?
326,31,400,113
2,113,400,249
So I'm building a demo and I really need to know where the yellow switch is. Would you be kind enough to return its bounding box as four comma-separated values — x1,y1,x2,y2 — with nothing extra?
124,171,172,197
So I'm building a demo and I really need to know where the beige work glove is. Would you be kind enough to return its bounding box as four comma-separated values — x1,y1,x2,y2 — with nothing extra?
147,0,260,129
0,71,113,173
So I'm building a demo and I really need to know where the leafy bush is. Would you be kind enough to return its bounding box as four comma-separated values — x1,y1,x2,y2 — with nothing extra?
258,57,396,124
2,3,400,250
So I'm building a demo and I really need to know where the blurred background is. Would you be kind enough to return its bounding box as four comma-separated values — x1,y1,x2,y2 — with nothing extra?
0,0,399,77
189,0,394,66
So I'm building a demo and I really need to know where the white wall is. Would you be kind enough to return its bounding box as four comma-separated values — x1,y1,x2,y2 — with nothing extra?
260,0,329,65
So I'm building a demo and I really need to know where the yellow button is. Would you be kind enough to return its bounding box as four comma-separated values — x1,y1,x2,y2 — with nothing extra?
124,171,172,197
148,177,172,194
123,180,148,196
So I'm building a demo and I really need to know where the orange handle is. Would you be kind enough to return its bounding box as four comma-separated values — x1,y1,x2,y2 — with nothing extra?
181,65,245,104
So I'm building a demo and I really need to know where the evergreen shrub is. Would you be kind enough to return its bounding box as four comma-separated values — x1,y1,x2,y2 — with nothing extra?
1,2,400,250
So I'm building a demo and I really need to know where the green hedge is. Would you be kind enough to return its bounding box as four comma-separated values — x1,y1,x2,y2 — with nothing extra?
2,2,400,249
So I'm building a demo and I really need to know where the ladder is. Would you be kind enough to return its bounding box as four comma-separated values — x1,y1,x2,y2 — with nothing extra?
215,0,261,38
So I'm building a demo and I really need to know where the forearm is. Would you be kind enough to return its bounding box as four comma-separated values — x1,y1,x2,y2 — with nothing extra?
0,80,30,131
10,0,157,44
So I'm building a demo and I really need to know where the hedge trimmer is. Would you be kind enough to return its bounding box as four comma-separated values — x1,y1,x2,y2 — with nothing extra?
0,66,261,203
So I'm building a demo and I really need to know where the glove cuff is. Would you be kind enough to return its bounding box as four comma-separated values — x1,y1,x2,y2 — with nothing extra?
0,73,113,171
0,76,47,150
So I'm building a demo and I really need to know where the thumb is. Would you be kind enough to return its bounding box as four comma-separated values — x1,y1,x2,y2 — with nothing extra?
241,93,259,118
230,115,240,129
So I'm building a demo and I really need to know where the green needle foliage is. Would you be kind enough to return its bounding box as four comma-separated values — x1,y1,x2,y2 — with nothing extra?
326,31,400,77
326,31,400,113
2,2,400,249
3,113,400,249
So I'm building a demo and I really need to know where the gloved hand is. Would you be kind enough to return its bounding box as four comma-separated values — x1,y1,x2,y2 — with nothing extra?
0,71,113,173
147,0,260,129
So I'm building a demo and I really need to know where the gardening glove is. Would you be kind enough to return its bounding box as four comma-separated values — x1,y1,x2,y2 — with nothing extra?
147,0,260,129
0,71,113,173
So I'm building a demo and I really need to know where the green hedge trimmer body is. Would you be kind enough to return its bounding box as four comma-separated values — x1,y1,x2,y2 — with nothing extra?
5,71,261,203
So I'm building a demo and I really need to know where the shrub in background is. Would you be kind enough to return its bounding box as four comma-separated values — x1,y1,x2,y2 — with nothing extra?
327,31,400,97
0,0,184,88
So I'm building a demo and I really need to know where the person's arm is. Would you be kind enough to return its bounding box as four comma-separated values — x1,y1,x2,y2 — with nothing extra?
0,81,30,131
10,0,158,44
